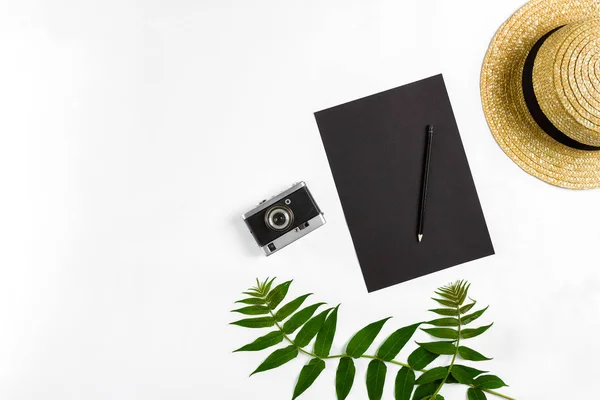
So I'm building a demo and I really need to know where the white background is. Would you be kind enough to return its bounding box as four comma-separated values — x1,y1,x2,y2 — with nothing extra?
1,0,599,399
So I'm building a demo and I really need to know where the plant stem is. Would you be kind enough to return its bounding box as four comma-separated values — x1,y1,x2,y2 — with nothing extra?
265,301,515,400
430,305,461,398
361,354,411,369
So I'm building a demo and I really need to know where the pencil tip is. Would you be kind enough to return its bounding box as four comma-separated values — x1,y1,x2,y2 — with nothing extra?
418,234,423,242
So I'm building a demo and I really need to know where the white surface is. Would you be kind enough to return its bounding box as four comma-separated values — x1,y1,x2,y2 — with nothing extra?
0,1,598,399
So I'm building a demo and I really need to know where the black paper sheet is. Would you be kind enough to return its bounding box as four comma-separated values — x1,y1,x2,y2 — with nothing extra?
315,74,494,292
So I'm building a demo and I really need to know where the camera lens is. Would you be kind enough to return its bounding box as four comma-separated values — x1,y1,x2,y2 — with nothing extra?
265,205,294,231
272,212,287,227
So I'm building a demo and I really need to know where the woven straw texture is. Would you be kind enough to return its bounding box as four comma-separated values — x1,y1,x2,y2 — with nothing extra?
481,0,600,189
533,19,600,146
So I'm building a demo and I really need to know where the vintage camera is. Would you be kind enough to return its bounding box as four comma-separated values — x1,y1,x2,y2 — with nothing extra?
243,182,325,256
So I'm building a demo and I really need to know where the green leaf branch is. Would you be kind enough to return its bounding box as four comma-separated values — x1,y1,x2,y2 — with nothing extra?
231,278,515,400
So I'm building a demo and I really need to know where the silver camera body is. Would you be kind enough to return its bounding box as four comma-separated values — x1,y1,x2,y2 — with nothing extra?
242,182,325,256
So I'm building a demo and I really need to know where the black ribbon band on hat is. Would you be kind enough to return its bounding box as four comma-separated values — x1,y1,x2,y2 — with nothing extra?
522,26,600,151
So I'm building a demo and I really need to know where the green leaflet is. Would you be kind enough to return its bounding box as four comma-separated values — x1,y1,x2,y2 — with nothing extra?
230,316,275,328
294,308,332,347
366,359,386,400
282,303,325,334
461,323,493,339
462,306,489,325
242,290,263,297
262,277,277,295
428,308,459,316
255,277,268,294
412,382,438,400
417,341,456,355
231,305,270,315
460,301,476,314
458,346,492,361
335,357,356,400
408,347,439,370
235,297,265,305
450,368,473,384
415,366,448,385
234,331,283,352
394,367,415,400
436,288,457,299
473,375,507,389
251,345,298,375
377,323,421,361
266,280,293,309
425,318,459,327
314,305,339,357
292,358,326,399
431,298,456,307
467,388,487,400
458,283,471,305
346,317,392,358
455,365,487,376
435,292,457,303
421,328,459,340
450,365,487,384
275,294,312,321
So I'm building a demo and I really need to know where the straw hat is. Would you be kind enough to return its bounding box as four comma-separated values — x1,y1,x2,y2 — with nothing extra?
481,0,600,189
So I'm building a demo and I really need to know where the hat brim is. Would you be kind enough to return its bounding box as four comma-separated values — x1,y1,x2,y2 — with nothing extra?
481,0,600,189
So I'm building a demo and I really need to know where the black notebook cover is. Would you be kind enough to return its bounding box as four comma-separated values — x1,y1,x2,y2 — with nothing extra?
315,74,494,292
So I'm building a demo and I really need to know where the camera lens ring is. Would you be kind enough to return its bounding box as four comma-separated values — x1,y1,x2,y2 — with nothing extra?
265,205,294,232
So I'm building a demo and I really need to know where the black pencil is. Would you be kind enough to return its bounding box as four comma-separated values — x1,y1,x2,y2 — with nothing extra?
418,125,434,243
